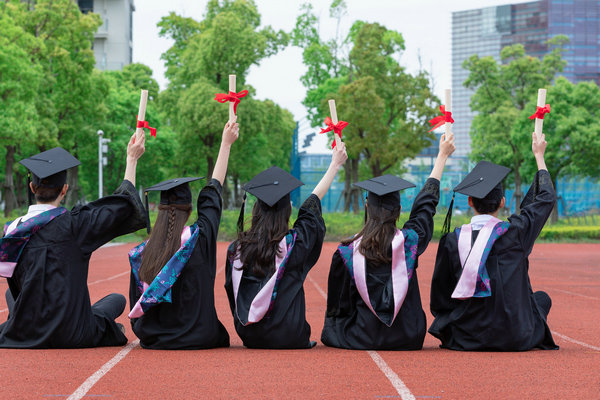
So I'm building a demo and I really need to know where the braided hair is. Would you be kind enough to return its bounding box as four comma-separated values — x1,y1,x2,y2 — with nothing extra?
139,203,192,283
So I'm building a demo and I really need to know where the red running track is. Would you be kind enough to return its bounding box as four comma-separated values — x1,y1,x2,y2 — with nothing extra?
0,242,598,399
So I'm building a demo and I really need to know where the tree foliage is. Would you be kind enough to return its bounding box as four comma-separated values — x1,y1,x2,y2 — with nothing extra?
157,0,294,206
292,1,438,211
464,36,571,212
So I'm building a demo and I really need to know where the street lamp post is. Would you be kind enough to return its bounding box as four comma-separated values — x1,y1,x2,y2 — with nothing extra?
97,130,111,198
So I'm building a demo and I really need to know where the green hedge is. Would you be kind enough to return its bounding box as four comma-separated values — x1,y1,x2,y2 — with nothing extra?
2,208,599,243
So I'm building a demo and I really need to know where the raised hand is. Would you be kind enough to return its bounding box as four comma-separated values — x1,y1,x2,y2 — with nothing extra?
222,115,239,147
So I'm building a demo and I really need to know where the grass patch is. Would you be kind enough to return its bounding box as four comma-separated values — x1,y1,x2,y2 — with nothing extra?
2,207,599,243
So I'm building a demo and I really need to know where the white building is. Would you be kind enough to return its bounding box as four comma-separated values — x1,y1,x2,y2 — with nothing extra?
78,0,135,71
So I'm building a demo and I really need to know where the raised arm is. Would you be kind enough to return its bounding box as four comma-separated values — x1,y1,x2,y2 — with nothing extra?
429,132,455,181
124,130,146,186
510,132,555,252
211,116,239,185
403,132,455,254
312,141,348,200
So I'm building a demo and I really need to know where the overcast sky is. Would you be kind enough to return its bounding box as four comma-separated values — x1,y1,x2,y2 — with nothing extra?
132,0,529,152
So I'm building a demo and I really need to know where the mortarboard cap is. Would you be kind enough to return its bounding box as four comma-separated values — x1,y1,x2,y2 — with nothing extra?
145,177,203,205
237,166,304,233
19,147,80,188
354,174,415,211
442,161,511,235
242,166,303,207
144,177,203,234
453,161,510,199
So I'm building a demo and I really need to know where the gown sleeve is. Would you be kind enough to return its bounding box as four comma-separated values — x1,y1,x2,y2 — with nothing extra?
429,233,460,318
73,180,146,254
291,194,326,273
402,178,440,256
193,179,223,255
325,249,353,318
508,170,556,254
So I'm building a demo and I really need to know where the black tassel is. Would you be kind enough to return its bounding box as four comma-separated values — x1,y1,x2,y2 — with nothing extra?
442,192,455,236
237,192,247,234
27,173,33,206
144,191,151,234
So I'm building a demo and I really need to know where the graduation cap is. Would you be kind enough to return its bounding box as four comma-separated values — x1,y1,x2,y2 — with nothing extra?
144,177,203,233
442,161,511,234
19,147,80,205
354,174,416,211
237,166,304,233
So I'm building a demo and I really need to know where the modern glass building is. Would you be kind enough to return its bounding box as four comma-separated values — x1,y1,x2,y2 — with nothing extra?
452,0,600,158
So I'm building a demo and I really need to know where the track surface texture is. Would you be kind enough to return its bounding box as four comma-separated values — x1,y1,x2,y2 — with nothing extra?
0,242,598,399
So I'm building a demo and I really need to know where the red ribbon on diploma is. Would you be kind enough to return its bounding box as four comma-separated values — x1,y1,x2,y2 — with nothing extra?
320,116,348,149
428,105,454,132
529,104,551,120
214,90,249,114
136,118,157,137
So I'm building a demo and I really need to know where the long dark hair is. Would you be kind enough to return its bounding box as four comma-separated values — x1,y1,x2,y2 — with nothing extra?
139,203,192,283
341,202,401,265
237,198,292,278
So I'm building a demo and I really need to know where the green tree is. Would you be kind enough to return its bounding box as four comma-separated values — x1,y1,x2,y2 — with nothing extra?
157,0,294,207
292,2,438,212
464,36,568,211
519,77,600,221
0,1,43,215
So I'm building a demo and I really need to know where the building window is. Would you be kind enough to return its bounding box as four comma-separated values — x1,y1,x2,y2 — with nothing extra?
78,0,93,14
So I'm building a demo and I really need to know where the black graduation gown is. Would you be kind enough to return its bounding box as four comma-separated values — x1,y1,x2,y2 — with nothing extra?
224,194,325,349
0,180,146,348
429,170,558,351
129,179,230,350
321,178,440,350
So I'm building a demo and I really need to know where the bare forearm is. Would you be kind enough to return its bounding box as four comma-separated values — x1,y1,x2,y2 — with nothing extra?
124,157,137,186
429,154,449,181
312,163,341,200
535,154,547,171
212,143,232,185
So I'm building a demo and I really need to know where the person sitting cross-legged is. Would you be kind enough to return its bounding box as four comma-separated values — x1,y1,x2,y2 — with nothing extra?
428,131,558,351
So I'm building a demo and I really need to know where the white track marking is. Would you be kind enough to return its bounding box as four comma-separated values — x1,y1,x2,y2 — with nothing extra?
308,275,416,400
367,351,416,400
88,271,129,286
308,275,327,299
67,339,140,400
551,331,600,351
552,288,599,301
217,265,225,275
0,308,7,314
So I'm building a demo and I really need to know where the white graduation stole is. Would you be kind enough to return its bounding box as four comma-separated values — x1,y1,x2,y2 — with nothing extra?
352,229,409,327
231,236,289,326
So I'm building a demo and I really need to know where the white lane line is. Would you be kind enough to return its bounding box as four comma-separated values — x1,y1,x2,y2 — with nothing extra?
88,271,129,286
308,275,416,400
552,288,600,301
217,265,225,275
551,331,600,351
67,339,140,400
308,275,327,299
367,351,416,400
0,308,7,314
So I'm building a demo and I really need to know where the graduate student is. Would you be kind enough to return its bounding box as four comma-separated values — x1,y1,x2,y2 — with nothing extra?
128,119,238,350
320,133,455,350
429,132,558,351
224,141,348,349
0,132,147,348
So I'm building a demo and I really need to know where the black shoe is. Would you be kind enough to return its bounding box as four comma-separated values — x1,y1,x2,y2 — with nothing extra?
116,323,125,335
309,340,317,348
